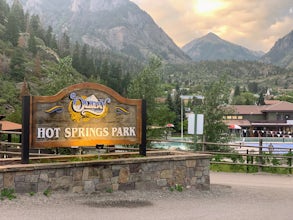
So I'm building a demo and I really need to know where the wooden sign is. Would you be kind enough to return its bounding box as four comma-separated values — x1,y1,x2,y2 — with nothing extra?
28,83,143,148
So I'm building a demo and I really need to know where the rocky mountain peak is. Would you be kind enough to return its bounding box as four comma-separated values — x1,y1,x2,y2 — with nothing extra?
11,0,190,63
205,32,221,41
71,0,128,12
261,30,293,68
182,32,262,61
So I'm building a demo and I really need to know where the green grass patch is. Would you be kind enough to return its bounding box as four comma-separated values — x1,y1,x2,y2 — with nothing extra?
210,163,292,174
0,188,16,200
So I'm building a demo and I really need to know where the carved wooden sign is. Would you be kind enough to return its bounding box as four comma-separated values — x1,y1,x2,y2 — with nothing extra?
29,83,142,148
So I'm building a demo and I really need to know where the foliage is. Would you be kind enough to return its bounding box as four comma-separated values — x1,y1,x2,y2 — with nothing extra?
198,76,231,148
127,57,164,125
162,60,292,93
28,33,37,56
0,188,16,200
43,188,51,197
9,47,26,81
44,56,84,95
169,184,183,192
232,92,257,105
278,91,293,103
5,13,19,46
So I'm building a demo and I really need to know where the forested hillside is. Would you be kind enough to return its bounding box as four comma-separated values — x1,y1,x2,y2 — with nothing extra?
164,60,293,93
0,0,143,122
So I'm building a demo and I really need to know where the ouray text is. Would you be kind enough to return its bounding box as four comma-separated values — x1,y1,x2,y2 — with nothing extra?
37,127,136,139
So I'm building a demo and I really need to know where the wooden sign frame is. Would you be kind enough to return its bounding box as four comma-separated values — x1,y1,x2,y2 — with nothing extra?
21,82,146,163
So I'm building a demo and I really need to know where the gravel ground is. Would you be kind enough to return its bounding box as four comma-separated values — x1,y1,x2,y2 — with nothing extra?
1,172,293,220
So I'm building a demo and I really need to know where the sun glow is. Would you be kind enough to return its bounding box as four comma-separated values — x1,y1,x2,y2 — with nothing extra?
194,0,227,15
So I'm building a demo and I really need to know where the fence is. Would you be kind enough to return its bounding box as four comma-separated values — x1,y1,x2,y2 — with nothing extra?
2,127,293,173
201,141,293,174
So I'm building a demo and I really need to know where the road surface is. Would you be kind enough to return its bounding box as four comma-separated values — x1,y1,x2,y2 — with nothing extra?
1,172,293,220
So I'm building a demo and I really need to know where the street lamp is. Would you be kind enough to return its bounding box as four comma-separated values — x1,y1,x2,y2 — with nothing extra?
180,95,194,141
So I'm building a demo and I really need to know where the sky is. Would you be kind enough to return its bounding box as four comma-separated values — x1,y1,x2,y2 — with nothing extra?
130,0,293,52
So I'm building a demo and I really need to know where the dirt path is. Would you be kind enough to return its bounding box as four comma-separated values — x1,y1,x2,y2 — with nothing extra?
1,172,293,220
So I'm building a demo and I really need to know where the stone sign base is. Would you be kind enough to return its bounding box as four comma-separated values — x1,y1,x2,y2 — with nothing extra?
0,151,211,193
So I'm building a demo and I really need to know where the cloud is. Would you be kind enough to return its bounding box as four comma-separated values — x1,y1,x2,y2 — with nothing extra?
131,0,293,52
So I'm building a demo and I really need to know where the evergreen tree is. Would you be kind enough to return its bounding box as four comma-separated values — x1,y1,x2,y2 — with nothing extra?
33,53,41,76
44,26,52,47
80,43,89,75
5,13,19,46
28,33,37,56
59,32,71,57
120,72,131,96
100,59,109,83
44,25,58,50
29,14,45,41
10,0,25,32
0,0,9,26
9,47,26,81
72,41,81,71
166,92,173,111
257,92,265,105
234,85,240,97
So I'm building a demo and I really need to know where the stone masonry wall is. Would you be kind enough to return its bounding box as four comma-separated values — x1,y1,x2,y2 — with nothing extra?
0,153,211,193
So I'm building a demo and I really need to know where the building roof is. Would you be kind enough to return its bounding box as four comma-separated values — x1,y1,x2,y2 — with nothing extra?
264,100,281,105
261,101,293,112
227,105,266,115
227,101,293,114
0,120,22,131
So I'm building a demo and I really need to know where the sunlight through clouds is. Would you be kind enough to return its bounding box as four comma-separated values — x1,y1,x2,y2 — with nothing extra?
131,0,293,52
193,0,229,15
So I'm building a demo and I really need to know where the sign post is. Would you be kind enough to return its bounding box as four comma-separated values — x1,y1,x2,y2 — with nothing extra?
21,96,31,164
140,99,146,156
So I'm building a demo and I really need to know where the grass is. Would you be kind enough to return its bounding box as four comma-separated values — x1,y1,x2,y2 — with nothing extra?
210,163,292,174
43,188,51,197
0,188,16,200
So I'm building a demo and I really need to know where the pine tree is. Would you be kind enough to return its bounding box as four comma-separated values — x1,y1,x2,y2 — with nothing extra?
59,32,70,57
0,0,10,26
29,15,44,40
72,41,81,71
234,85,240,96
33,53,41,77
107,63,122,93
80,43,89,75
10,0,25,32
9,48,26,81
5,13,19,46
28,33,37,56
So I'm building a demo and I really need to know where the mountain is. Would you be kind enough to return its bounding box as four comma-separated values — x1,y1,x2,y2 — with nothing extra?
261,30,293,69
182,32,263,61
11,0,190,63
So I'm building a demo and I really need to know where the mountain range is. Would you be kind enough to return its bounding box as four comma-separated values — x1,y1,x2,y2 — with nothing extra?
261,30,293,69
7,0,293,68
182,32,264,61
11,0,190,63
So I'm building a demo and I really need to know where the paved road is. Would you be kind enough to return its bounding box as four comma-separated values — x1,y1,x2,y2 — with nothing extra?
2,172,293,220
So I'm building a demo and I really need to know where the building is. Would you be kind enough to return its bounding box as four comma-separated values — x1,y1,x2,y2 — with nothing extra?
0,118,22,142
224,101,293,137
